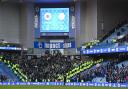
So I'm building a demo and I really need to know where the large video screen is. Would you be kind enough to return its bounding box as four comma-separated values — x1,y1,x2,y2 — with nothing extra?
40,8,69,33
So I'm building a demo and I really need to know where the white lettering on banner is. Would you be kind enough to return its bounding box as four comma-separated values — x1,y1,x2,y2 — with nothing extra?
90,50,93,53
102,83,104,86
49,43,61,48
38,42,42,48
63,43,66,48
50,44,53,48
67,43,69,48
69,43,72,48
118,84,120,87
98,83,101,86
35,42,75,49
94,49,96,53
71,83,73,86
97,50,100,52
109,83,112,87
16,82,19,85
27,82,30,85
127,47,128,51
63,43,72,48
112,48,115,52
56,43,60,48
116,48,119,52
103,49,107,52
34,15,38,28
100,49,103,53
95,83,97,86
121,84,127,87
87,50,89,54
86,83,89,86
52,44,55,48
82,83,85,86
34,23,38,28
80,83,82,86
108,48,110,52
45,43,49,48
119,47,126,51
105,83,109,87
72,16,76,29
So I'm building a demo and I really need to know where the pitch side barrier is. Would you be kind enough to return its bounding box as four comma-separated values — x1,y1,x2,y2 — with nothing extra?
0,82,128,88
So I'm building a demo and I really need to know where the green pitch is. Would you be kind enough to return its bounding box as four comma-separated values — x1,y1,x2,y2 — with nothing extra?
0,86,127,89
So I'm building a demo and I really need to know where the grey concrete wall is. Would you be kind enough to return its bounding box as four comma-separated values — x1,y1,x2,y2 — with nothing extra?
76,0,97,47
0,3,20,43
97,0,128,39
83,0,97,42
75,0,81,47
19,3,34,48
0,2,35,48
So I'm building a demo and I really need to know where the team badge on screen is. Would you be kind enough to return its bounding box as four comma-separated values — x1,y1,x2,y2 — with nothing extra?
59,13,65,21
44,12,52,21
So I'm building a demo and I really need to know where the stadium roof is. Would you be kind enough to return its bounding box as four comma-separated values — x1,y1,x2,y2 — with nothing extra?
0,0,78,3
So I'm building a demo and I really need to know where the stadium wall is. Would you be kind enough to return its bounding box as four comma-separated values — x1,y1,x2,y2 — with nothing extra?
0,1,98,50
76,0,97,47
83,0,97,42
97,0,128,39
19,3,34,48
0,2,20,43
0,2,34,48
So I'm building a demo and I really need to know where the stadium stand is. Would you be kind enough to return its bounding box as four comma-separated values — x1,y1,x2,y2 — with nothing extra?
82,22,128,50
0,74,8,82
77,21,128,84
1,23,128,83
1,0,128,89
0,51,83,82
0,56,28,82
75,59,128,83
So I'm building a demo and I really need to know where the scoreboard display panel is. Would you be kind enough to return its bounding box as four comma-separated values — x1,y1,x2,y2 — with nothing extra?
40,8,69,33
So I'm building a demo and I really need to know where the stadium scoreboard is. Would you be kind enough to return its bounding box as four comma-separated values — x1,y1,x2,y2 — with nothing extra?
40,8,69,33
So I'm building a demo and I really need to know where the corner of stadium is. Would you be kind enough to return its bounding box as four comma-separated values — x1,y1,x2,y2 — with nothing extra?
0,0,128,89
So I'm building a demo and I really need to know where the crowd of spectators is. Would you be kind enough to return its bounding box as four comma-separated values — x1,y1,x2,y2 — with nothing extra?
117,34,128,45
0,50,84,82
0,74,8,82
1,50,128,83
74,59,128,83
106,62,128,83
100,20,128,42
4,50,82,82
